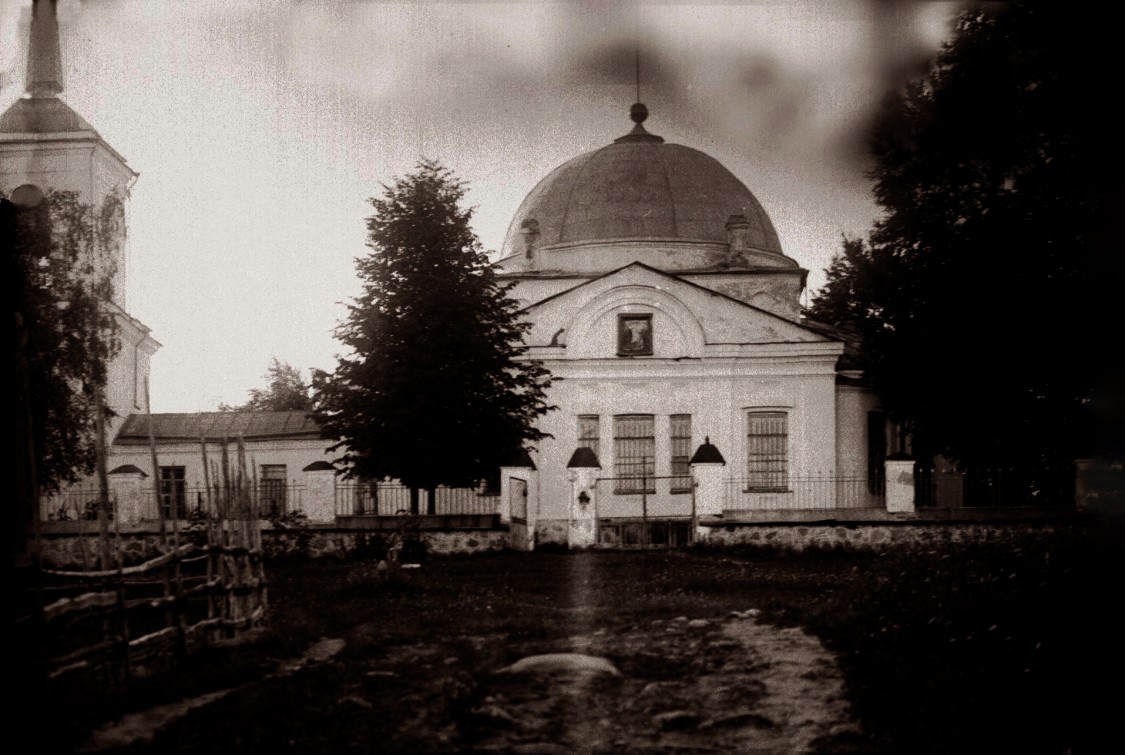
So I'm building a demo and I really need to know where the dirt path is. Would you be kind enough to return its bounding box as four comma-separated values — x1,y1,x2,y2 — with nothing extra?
463,611,860,752
78,638,347,752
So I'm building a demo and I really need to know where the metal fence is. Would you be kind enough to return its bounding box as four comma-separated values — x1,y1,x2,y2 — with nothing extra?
724,475,886,512
594,475,696,520
592,476,696,547
915,468,1073,508
40,486,117,522
335,482,501,517
40,484,308,522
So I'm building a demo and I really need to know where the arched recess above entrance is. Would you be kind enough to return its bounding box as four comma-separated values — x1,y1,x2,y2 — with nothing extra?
564,285,705,359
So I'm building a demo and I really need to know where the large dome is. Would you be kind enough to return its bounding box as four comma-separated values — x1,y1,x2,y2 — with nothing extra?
502,115,782,258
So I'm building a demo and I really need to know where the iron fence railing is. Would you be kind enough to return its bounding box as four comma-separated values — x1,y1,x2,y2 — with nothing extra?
724,475,886,511
40,487,117,522
594,475,696,520
40,484,308,521
914,468,1073,508
335,483,500,517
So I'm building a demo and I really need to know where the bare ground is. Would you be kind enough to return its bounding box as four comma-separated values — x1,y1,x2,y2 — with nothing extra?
24,528,1118,754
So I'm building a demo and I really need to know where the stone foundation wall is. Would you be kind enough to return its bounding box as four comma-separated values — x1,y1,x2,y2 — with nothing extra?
36,527,510,569
698,521,1075,550
34,519,1079,568
535,519,569,547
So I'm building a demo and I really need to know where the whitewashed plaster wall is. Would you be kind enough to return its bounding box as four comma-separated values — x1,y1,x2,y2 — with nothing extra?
104,312,160,443
108,438,338,519
520,270,842,535
0,136,135,306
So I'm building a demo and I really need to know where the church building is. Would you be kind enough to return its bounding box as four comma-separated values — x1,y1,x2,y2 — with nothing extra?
494,103,886,546
7,2,894,541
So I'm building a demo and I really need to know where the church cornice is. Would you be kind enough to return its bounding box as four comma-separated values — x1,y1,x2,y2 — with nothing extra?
497,266,807,280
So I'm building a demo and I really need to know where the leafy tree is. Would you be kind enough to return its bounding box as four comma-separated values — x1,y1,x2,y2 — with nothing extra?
807,4,1122,475
6,187,121,535
221,357,313,412
312,160,552,510
7,188,126,572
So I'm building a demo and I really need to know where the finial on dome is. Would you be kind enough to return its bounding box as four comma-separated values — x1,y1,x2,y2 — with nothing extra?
615,101,664,144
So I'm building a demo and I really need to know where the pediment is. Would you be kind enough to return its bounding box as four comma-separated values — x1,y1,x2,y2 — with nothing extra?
521,263,832,359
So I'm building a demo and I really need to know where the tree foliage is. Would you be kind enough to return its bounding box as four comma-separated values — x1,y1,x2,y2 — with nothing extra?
221,357,313,412
312,160,552,491
807,4,1122,469
6,189,121,493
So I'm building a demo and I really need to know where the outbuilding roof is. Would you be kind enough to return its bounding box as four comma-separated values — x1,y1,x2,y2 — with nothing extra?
115,411,321,445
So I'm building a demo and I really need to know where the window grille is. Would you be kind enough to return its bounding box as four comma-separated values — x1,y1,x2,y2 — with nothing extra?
670,414,692,493
260,464,287,517
578,414,600,457
159,466,186,519
614,414,654,493
746,411,788,491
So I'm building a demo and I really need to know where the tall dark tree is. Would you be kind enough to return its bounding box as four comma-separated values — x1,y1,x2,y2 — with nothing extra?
221,358,313,412
807,4,1121,474
312,161,552,507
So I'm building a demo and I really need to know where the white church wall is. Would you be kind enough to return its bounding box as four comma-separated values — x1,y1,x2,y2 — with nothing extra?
835,385,881,479
684,273,804,321
108,438,338,521
502,266,806,323
104,314,159,443
531,358,841,537
1,138,135,306
0,140,134,202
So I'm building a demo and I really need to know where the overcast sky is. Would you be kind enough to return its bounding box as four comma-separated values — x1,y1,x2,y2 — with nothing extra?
1,0,962,413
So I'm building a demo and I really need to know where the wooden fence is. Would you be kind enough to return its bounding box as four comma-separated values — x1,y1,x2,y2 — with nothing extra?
20,436,269,687
29,515,266,683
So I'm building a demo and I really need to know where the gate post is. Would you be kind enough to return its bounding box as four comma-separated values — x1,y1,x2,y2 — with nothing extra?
302,461,337,523
108,464,147,524
500,450,538,551
690,438,726,529
885,455,916,514
566,447,600,549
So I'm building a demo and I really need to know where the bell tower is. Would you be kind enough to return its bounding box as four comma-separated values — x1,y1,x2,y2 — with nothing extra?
1,0,137,305
1,0,159,434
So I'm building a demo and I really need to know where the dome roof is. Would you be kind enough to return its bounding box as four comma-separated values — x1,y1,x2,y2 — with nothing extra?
502,115,782,257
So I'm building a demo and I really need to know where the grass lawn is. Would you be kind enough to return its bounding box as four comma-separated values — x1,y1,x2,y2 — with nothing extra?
31,520,1119,753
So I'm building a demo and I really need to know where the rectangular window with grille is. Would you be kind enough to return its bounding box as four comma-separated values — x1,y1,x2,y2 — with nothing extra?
746,411,788,491
159,465,186,519
614,414,655,493
670,414,692,493
260,464,287,517
578,414,600,460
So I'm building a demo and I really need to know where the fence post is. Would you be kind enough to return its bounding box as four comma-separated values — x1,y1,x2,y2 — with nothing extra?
885,455,916,514
690,438,726,524
108,465,147,524
566,447,600,549
302,461,336,523
501,452,538,551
